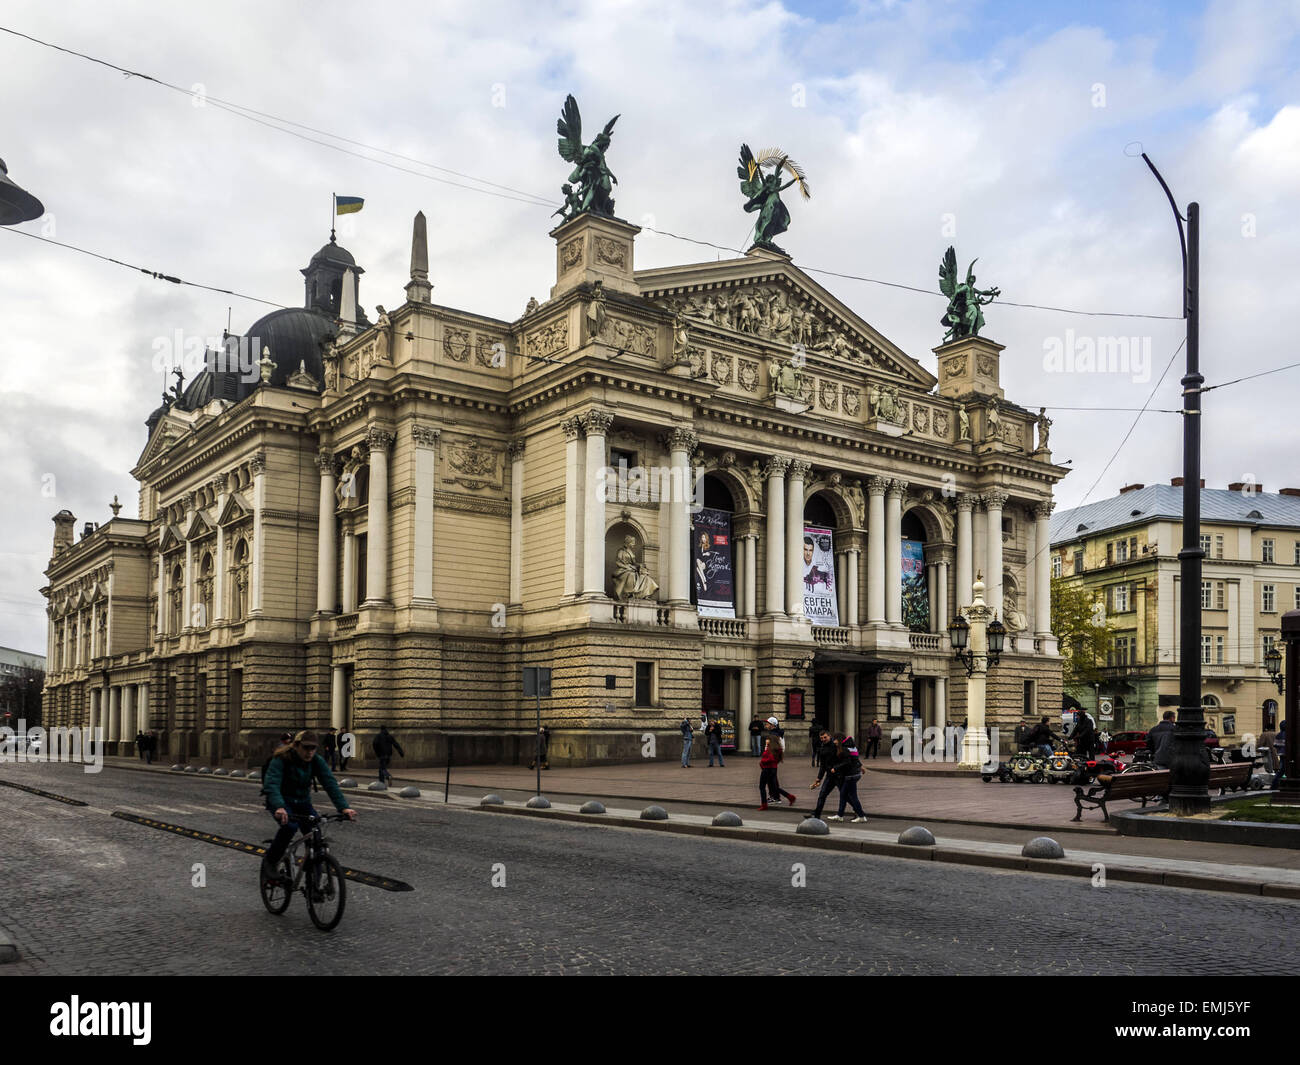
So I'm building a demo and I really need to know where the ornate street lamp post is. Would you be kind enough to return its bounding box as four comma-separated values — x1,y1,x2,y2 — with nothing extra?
1276,610,1300,806
948,574,1004,770
0,158,44,226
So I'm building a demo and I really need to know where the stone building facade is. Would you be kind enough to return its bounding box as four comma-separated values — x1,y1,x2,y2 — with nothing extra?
42,209,1067,767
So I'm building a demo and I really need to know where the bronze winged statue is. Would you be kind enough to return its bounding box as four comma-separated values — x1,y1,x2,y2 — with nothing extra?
737,144,810,254
939,246,1000,342
556,95,619,220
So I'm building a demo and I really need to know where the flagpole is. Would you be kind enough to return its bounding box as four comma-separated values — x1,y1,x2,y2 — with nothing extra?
330,192,336,243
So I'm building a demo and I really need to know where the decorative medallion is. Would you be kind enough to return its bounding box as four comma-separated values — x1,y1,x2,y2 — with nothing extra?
819,380,838,411
593,237,626,268
737,358,759,392
443,439,501,490
842,387,861,417
711,353,733,385
977,353,997,378
560,238,583,273
443,329,470,363
934,410,950,438
944,353,967,377
476,334,506,368
913,406,930,433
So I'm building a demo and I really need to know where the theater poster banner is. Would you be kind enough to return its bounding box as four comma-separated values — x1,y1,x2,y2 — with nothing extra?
802,525,839,626
692,508,735,617
901,538,929,632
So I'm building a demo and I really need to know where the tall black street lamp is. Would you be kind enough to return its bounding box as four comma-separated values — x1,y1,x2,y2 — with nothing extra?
1277,611,1300,806
1142,153,1209,815
0,157,44,225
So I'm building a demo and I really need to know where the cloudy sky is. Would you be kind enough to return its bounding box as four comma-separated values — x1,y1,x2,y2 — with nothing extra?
2,0,1297,652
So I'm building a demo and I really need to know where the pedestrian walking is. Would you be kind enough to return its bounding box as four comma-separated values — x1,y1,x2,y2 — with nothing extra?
748,717,764,757
758,737,796,810
528,725,551,770
706,718,725,767
826,735,867,822
145,730,157,765
864,719,883,759
1274,720,1287,783
808,729,841,818
679,717,694,768
1073,712,1097,760
135,731,146,761
1146,710,1177,768
763,716,785,751
322,728,338,771
372,725,405,785
809,722,822,767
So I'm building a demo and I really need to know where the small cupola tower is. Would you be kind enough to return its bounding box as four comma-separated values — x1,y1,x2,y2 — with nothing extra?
301,233,365,319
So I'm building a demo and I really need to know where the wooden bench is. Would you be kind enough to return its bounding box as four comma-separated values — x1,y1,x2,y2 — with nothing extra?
1071,761,1256,822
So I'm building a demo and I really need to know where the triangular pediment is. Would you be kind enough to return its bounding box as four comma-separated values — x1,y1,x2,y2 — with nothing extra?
138,410,187,469
636,251,936,389
158,525,184,553
184,511,214,541
217,492,250,527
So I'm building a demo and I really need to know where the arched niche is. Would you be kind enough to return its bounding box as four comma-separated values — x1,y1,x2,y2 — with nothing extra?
605,517,658,601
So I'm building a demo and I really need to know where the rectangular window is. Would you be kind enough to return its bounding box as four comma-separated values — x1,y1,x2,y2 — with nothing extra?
1215,635,1224,664
1263,584,1276,612
1023,680,1035,718
1295,586,1300,611
1201,636,1212,665
1200,534,1211,555
1200,581,1212,610
1115,540,1128,563
355,534,368,604
1264,634,1277,658
634,661,654,707
1114,584,1129,612
1215,534,1224,559
1215,582,1225,610
1295,542,1300,566
1263,539,1275,564
1052,555,1062,579
1073,549,1085,574
1106,542,1115,565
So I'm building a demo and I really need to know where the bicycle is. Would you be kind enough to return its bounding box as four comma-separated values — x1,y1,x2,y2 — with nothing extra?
260,812,350,931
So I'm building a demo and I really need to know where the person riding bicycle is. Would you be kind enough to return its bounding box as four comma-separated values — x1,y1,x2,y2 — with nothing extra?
260,730,356,885
1025,716,1058,758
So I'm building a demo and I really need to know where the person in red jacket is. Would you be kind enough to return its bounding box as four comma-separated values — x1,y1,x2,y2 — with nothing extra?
758,737,797,810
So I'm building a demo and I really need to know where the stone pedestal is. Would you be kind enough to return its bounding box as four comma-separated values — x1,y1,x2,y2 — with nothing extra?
549,214,642,300
934,335,1005,400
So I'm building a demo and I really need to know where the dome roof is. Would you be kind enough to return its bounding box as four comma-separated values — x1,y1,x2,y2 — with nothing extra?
307,238,358,270
241,307,336,392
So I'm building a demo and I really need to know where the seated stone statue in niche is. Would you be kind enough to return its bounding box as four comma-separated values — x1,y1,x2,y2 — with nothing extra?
613,535,659,600
1003,590,1028,633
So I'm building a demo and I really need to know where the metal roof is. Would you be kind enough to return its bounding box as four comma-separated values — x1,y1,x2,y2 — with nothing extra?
1051,484,1300,546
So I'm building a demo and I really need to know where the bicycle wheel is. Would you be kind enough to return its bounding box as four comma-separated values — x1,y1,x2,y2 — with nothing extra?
260,856,293,915
305,854,347,931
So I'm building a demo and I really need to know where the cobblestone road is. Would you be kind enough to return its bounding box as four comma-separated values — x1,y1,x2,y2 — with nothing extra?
2,762,1297,976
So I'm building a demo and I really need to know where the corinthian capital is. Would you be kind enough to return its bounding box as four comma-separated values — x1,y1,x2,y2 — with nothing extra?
983,489,1010,510
763,455,791,480
560,416,584,440
507,438,526,460
315,449,335,475
583,409,615,436
788,459,812,480
366,427,395,452
662,426,697,454
887,478,909,498
248,453,267,476
955,492,977,512
867,475,889,495
411,425,440,449
1033,500,1056,521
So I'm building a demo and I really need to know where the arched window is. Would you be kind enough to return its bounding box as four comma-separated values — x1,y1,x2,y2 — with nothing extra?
231,540,249,622
169,564,184,634
199,552,214,627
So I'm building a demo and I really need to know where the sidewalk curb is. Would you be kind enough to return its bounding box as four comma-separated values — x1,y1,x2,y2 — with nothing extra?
473,803,1300,899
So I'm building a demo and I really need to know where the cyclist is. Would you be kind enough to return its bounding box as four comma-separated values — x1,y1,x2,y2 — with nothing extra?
260,730,356,885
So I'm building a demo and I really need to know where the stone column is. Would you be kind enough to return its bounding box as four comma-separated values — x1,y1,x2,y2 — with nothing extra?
764,457,789,616
315,451,337,615
138,683,149,732
955,495,974,615
211,476,227,624
739,666,754,743
182,492,195,630
412,426,440,606
938,560,950,631
508,439,525,605
331,666,347,731
582,411,613,597
561,417,584,597
121,684,136,747
844,672,858,738
847,548,860,626
108,685,121,743
927,563,938,633
156,552,166,636
935,674,947,734
834,552,846,623
341,519,357,613
744,534,758,619
663,426,696,604
249,454,267,616
866,477,887,625
984,489,1007,618
885,479,908,626
88,688,100,741
363,429,394,605
785,460,810,621
1034,501,1054,637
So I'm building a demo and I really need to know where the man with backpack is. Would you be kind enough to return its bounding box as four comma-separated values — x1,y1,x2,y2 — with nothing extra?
705,716,725,767
372,725,405,786
825,735,867,823
260,730,355,887
679,717,694,768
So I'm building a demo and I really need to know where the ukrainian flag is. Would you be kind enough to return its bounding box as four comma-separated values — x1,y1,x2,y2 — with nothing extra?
335,195,364,215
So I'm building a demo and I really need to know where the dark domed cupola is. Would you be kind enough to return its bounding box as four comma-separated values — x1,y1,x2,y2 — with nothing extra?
303,233,366,320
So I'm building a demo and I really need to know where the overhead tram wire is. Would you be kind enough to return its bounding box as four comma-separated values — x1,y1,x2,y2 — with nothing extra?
3,24,1187,325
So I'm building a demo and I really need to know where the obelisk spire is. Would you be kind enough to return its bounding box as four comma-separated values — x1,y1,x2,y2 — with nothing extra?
405,210,432,304
338,267,359,337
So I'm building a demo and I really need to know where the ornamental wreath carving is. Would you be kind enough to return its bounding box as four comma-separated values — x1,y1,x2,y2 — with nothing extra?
944,353,967,377
560,238,583,273
977,353,997,378
444,439,501,490
819,380,838,411
933,410,950,438
737,358,759,392
842,386,861,416
594,237,626,268
913,406,930,433
476,334,506,368
711,353,733,385
443,329,470,362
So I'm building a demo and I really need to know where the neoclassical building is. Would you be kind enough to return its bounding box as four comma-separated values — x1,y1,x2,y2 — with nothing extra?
42,207,1067,766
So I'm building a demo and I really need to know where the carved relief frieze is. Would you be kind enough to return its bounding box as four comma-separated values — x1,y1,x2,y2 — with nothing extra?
443,328,470,362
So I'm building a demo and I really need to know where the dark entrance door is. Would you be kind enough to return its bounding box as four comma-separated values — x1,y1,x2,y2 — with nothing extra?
701,668,725,717
814,673,831,728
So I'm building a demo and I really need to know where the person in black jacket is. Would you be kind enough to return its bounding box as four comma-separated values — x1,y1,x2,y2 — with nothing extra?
1146,711,1177,768
808,729,842,818
1072,713,1097,760
705,718,725,767
528,726,551,770
260,730,355,885
827,736,867,822
372,725,405,785
1026,717,1057,758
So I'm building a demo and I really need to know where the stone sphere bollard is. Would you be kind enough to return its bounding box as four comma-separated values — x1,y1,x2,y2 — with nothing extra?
183,766,198,774
399,786,421,798
1022,836,1065,859
367,781,388,792
797,817,830,835
480,794,505,806
229,769,246,778
898,826,936,847
197,767,212,774
169,764,183,772
579,801,606,814
247,770,261,782
214,768,229,776
640,805,669,820
712,811,744,827
526,795,551,809
338,778,357,788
